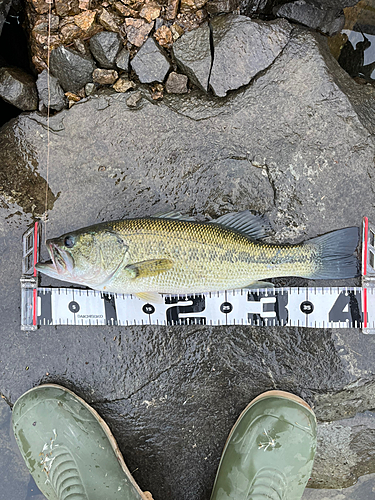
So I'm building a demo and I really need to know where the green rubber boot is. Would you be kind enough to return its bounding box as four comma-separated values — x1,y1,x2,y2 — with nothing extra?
12,384,152,500
210,390,317,500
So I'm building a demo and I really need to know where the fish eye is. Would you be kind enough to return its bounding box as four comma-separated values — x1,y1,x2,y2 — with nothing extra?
64,235,75,248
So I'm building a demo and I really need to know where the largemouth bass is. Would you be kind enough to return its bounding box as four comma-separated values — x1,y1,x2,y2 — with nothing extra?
36,211,359,303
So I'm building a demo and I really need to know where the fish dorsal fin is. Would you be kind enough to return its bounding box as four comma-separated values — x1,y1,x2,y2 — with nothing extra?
124,259,174,279
152,210,196,222
210,211,271,240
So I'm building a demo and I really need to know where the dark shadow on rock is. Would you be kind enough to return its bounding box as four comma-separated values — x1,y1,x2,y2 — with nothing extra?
0,121,58,216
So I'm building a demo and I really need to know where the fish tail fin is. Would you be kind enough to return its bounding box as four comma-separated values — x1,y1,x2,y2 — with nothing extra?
304,227,360,279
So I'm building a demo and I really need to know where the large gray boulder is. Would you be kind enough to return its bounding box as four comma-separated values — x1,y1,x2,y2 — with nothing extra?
1,27,375,500
209,16,292,97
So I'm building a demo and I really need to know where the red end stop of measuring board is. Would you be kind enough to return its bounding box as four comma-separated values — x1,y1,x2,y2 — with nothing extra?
362,217,375,333
20,221,40,331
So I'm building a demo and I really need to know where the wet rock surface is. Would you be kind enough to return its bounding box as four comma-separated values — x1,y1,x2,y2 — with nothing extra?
0,67,38,110
50,45,97,92
131,37,171,83
1,23,375,500
0,0,13,36
274,1,345,36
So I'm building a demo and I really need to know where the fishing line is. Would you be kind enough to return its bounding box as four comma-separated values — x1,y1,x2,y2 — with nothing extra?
43,0,53,245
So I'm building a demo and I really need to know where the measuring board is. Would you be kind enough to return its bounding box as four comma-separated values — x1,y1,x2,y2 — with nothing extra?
21,217,375,332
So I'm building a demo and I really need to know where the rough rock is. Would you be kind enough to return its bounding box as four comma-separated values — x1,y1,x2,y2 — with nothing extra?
139,2,161,22
180,0,207,13
89,31,122,69
165,0,179,20
113,75,135,92
209,15,292,97
33,13,60,33
0,67,38,110
114,1,138,18
50,45,97,92
98,7,122,32
166,71,188,93
310,411,375,489
172,21,211,92
275,1,345,36
55,0,80,17
131,37,171,83
92,68,118,84
239,0,359,16
85,82,95,95
1,27,375,500
36,69,66,111
59,19,84,45
29,0,50,14
115,47,130,71
73,10,97,31
154,25,173,48
126,89,142,106
206,0,239,14
123,18,154,47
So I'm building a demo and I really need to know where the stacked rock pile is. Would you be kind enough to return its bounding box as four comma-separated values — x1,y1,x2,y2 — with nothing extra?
0,0,362,113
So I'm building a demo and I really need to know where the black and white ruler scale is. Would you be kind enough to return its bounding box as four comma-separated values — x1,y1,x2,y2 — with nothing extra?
20,217,375,332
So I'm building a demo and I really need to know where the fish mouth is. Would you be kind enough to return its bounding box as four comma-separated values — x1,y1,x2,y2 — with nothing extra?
35,241,74,278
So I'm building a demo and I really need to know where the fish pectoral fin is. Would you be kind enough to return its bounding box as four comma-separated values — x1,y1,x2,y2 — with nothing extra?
135,292,164,304
125,259,174,279
244,281,275,289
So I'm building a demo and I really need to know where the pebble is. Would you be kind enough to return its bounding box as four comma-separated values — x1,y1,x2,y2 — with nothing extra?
165,0,179,20
151,83,164,100
36,69,66,111
0,67,38,111
55,0,80,17
113,1,138,18
33,14,60,34
131,37,171,83
73,10,97,31
115,47,130,71
85,82,95,95
92,68,118,85
30,0,50,14
154,26,173,48
113,75,135,92
123,18,154,47
165,72,188,93
139,2,161,23
89,31,122,68
126,90,142,107
98,8,122,32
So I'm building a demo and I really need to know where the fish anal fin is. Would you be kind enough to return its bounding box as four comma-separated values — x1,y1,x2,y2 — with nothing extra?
125,259,174,278
135,292,164,304
244,281,275,289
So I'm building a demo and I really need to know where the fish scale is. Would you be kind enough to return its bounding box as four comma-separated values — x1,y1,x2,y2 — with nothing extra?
103,217,316,294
